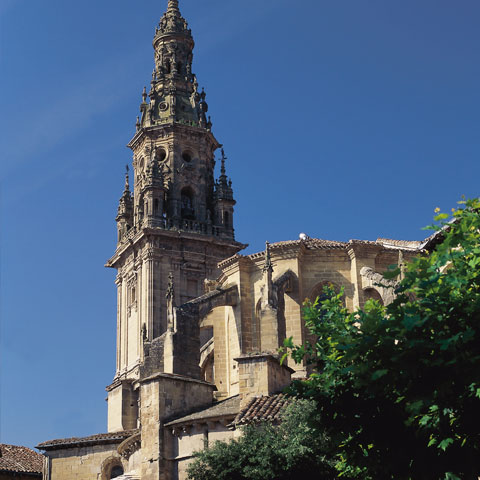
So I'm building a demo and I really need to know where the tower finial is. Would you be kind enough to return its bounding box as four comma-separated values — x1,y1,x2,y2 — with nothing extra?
220,149,227,177
263,241,273,273
124,165,130,192
167,0,180,13
166,272,174,300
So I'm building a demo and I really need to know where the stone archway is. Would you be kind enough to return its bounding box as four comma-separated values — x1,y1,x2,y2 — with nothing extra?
100,456,125,480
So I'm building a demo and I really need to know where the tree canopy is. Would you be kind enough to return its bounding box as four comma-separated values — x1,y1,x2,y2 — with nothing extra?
186,399,336,480
285,198,480,479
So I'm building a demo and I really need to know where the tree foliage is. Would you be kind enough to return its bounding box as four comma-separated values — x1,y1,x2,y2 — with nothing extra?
186,399,336,480
284,198,480,479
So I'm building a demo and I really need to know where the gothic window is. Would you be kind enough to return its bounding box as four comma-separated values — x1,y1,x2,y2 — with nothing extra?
165,60,171,74
110,466,124,478
363,288,384,305
251,299,262,352
309,281,344,307
223,211,230,227
181,187,195,219
131,286,136,304
154,199,160,216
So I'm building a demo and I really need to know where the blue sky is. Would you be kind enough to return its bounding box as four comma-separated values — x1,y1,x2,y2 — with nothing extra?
1,0,479,448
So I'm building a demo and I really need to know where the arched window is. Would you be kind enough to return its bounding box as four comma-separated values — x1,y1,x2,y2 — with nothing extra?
363,288,384,305
181,187,195,219
154,199,160,216
251,299,262,352
223,211,230,227
110,465,124,478
309,281,344,307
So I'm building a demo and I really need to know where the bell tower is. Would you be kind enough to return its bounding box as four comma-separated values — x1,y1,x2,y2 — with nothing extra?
106,0,245,388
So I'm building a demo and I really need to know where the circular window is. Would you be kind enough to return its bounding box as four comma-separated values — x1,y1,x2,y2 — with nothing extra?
159,102,168,112
182,152,192,163
156,148,167,162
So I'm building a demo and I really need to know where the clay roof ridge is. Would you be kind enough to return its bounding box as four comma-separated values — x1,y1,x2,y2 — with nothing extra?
36,429,139,450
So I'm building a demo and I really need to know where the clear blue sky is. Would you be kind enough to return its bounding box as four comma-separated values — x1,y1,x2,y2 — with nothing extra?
1,0,479,449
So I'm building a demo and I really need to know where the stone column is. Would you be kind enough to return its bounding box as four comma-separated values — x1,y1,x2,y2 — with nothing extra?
115,275,123,376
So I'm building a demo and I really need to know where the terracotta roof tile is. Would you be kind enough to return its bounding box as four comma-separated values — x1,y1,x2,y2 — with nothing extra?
0,444,43,474
36,429,139,451
376,238,423,250
233,394,291,426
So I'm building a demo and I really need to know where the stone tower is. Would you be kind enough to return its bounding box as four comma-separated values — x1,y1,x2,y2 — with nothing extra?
105,0,245,430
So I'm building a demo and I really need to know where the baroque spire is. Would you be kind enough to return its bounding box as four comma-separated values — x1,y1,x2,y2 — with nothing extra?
215,149,234,201
156,0,191,37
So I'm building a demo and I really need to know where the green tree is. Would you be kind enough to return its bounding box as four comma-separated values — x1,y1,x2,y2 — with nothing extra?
186,399,336,480
285,198,480,480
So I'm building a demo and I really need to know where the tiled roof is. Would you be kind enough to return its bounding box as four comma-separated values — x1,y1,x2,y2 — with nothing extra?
273,238,347,250
219,234,427,271
376,238,423,250
233,393,291,426
0,444,43,474
36,429,139,451
165,395,241,427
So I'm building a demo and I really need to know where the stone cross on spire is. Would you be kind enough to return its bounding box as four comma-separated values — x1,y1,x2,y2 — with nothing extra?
220,149,227,178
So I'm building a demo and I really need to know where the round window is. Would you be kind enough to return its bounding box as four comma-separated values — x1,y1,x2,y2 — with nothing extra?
182,152,192,163
156,149,167,162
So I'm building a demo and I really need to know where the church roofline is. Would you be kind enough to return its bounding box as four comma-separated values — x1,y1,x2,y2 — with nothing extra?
164,395,240,428
36,429,139,451
139,371,216,388
218,235,426,271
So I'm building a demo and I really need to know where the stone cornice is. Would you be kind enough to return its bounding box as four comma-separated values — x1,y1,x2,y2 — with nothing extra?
106,227,246,268
139,371,216,388
127,123,221,151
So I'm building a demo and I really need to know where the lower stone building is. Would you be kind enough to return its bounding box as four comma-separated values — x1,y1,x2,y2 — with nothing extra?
37,235,434,480
0,444,43,479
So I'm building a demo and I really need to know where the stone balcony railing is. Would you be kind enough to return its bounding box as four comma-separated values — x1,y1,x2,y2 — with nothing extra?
118,217,234,247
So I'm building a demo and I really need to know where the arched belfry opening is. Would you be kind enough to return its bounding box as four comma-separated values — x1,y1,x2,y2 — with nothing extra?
181,187,195,219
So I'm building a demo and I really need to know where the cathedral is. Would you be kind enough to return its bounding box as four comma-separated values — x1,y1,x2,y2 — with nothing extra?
37,2,430,479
